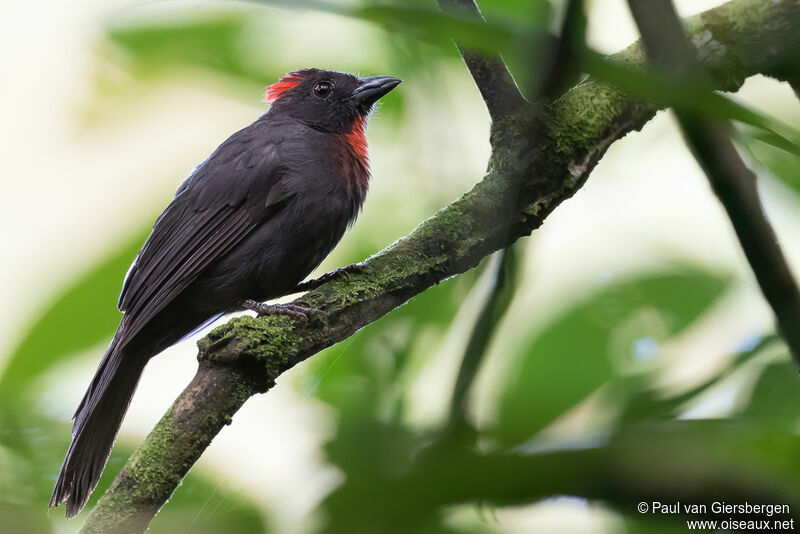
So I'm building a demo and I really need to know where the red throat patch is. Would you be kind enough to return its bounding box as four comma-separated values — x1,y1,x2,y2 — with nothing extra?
341,116,371,198
262,73,303,103
344,116,369,167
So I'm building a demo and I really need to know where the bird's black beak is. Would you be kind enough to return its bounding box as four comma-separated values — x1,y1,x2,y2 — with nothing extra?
350,75,402,109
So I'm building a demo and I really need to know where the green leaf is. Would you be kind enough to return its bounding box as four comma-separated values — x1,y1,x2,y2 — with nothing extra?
242,0,540,53
741,357,800,423
107,13,269,86
739,129,800,194
495,268,729,446
352,4,523,54
239,0,552,77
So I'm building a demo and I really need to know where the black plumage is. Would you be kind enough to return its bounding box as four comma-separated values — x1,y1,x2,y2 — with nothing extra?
50,69,400,517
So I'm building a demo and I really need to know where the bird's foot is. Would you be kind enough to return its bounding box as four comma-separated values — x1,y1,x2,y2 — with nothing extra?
293,263,373,293
240,298,324,324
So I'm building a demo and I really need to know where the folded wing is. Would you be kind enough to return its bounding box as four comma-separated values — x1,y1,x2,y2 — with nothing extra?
117,125,287,348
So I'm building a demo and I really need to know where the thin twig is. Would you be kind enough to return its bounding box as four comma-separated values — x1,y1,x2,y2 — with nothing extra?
628,0,800,364
449,246,518,422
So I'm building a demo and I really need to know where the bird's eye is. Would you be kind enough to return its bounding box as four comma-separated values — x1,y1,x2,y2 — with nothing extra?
313,81,333,99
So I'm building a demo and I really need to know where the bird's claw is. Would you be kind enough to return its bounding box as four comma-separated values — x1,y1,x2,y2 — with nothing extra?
289,299,327,324
240,298,325,325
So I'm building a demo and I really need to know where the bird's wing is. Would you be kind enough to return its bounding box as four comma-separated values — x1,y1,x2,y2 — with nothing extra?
116,125,289,347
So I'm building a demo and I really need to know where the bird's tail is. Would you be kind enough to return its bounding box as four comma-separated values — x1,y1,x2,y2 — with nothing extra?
50,337,148,518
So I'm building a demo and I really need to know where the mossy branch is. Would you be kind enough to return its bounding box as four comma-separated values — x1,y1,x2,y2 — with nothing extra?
81,0,800,532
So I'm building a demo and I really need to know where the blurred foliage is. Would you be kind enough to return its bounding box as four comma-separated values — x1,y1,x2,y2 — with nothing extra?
0,228,149,404
310,266,800,534
496,268,729,446
0,411,266,534
4,0,800,532
108,14,270,85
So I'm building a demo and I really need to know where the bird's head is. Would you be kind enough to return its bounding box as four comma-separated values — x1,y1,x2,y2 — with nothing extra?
263,69,401,133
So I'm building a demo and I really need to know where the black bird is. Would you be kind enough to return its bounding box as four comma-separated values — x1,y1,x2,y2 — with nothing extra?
50,68,401,517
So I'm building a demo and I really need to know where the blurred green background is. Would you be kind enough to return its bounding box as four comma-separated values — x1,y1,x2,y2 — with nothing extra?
2,0,800,532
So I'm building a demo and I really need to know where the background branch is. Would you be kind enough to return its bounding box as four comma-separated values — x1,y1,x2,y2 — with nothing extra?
449,246,518,423
628,0,800,364
81,0,800,532
436,0,527,121
447,0,584,425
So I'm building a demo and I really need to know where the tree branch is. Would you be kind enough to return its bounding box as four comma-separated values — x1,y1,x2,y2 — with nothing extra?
81,0,800,532
628,0,800,364
436,0,527,122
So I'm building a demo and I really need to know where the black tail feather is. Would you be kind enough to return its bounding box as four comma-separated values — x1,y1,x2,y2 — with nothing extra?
50,339,148,518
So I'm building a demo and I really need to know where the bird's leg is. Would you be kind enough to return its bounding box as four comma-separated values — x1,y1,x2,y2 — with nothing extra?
293,263,373,293
239,298,324,323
